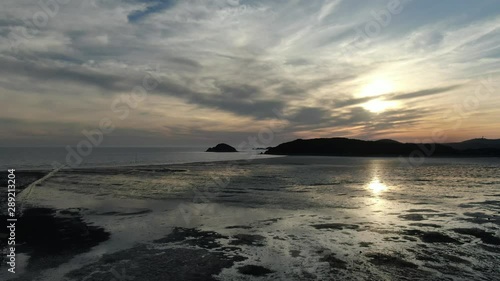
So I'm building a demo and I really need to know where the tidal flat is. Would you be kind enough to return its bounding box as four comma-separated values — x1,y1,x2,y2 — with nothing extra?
1,156,499,280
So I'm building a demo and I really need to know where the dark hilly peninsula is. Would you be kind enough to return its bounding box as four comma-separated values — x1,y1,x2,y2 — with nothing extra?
445,138,500,150
265,138,500,157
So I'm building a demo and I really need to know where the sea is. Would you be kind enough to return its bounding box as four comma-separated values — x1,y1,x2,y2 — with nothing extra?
1,151,499,280
0,147,276,170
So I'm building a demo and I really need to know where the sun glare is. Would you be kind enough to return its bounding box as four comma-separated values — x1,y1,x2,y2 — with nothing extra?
360,78,395,97
363,99,395,113
368,177,388,193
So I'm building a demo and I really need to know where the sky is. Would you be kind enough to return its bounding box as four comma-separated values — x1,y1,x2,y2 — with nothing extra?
0,0,499,146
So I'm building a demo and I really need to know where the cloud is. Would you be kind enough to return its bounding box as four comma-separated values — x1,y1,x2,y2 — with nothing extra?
407,30,444,51
0,56,125,92
290,107,330,124
333,96,373,108
388,85,462,101
128,0,178,22
0,0,499,145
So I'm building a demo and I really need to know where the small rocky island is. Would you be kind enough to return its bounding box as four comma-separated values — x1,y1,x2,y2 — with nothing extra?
206,143,237,152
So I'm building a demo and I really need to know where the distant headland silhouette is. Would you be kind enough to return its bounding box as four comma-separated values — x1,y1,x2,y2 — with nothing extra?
263,137,500,157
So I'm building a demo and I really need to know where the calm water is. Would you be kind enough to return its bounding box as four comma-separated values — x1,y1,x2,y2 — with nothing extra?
0,147,275,170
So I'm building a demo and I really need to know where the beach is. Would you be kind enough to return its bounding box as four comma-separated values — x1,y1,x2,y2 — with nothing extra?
1,156,500,280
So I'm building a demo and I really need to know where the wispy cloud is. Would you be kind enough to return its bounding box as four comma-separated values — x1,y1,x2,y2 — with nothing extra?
388,85,462,101
0,0,499,145
128,0,178,22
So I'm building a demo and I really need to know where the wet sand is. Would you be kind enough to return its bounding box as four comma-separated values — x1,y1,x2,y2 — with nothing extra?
1,157,499,280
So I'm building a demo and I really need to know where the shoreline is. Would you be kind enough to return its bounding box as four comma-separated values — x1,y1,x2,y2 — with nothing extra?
2,152,282,172
8,153,500,175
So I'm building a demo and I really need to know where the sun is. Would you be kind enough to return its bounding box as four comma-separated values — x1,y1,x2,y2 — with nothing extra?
363,99,396,113
360,78,395,97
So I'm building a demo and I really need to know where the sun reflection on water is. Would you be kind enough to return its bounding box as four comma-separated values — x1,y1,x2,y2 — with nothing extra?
367,177,388,194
